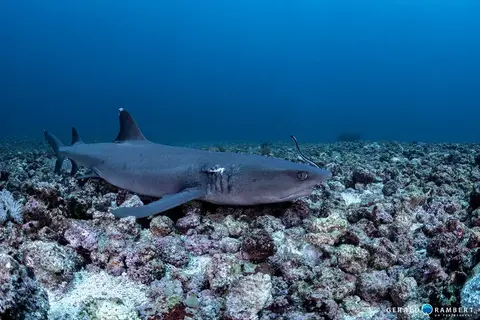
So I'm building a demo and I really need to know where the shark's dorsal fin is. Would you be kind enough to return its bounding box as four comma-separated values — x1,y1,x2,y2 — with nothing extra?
71,127,84,145
114,108,148,142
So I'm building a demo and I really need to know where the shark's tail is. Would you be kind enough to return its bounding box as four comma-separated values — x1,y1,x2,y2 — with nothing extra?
44,128,83,175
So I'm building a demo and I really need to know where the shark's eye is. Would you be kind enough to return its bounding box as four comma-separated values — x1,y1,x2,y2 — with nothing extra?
297,172,308,180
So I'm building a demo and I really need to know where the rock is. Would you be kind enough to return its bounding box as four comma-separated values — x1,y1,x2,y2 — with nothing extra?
20,240,84,288
224,215,249,237
357,270,392,303
125,243,164,284
206,253,242,290
64,221,99,251
176,213,201,233
382,180,398,196
149,215,173,237
241,229,276,262
225,273,273,320
475,154,480,167
0,253,49,319
461,273,480,309
48,270,148,320
219,237,241,253
117,195,143,210
184,234,213,255
155,236,189,267
342,295,379,319
335,244,369,275
314,267,357,300
305,212,349,246
351,168,378,185
390,276,418,306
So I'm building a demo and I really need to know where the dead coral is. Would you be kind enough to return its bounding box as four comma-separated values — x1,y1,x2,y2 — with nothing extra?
1,140,479,319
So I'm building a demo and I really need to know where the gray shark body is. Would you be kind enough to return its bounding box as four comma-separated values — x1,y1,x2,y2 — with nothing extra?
44,109,331,218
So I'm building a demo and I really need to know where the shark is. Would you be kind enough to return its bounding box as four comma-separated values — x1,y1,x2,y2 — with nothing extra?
44,109,332,218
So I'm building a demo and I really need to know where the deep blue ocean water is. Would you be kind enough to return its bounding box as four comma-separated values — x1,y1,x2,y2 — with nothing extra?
1,1,479,145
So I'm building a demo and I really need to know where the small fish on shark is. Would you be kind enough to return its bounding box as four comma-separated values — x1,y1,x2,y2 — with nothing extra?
44,109,332,218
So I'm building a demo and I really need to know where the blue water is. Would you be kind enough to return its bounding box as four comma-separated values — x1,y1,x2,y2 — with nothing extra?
1,1,479,144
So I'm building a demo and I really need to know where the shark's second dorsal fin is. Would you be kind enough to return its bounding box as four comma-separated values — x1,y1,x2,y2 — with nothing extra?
114,108,147,142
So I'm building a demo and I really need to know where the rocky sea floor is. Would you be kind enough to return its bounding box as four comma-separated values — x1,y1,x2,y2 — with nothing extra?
1,139,480,320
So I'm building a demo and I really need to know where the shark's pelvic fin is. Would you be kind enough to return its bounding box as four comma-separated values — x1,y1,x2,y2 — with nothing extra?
76,170,100,180
112,187,206,218
70,160,79,176
114,108,148,142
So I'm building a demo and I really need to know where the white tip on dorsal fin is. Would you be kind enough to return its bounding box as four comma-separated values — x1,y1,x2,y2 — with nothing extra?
114,109,148,142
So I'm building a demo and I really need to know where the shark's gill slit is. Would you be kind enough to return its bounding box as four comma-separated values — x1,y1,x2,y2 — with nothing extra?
290,135,320,168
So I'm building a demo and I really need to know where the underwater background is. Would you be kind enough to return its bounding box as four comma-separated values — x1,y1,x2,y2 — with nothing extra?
2,2,480,320
1,0,480,144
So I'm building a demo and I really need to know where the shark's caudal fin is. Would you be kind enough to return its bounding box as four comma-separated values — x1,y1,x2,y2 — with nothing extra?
113,108,148,142
44,127,84,175
44,130,65,174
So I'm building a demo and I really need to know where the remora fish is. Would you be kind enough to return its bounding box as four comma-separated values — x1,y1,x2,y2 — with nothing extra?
44,109,332,218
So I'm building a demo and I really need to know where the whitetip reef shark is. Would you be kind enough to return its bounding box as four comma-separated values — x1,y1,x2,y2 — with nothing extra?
44,109,332,218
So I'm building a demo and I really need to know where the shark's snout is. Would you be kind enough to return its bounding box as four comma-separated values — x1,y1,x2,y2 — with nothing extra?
273,163,332,202
297,165,332,187
312,167,332,185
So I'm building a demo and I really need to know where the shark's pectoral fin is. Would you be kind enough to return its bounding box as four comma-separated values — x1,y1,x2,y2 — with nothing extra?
112,187,206,219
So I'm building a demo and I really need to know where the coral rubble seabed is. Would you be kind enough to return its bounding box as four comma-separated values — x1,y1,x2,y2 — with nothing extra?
1,139,480,320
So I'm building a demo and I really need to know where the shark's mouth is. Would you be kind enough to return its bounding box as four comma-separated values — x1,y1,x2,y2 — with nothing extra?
278,188,313,201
